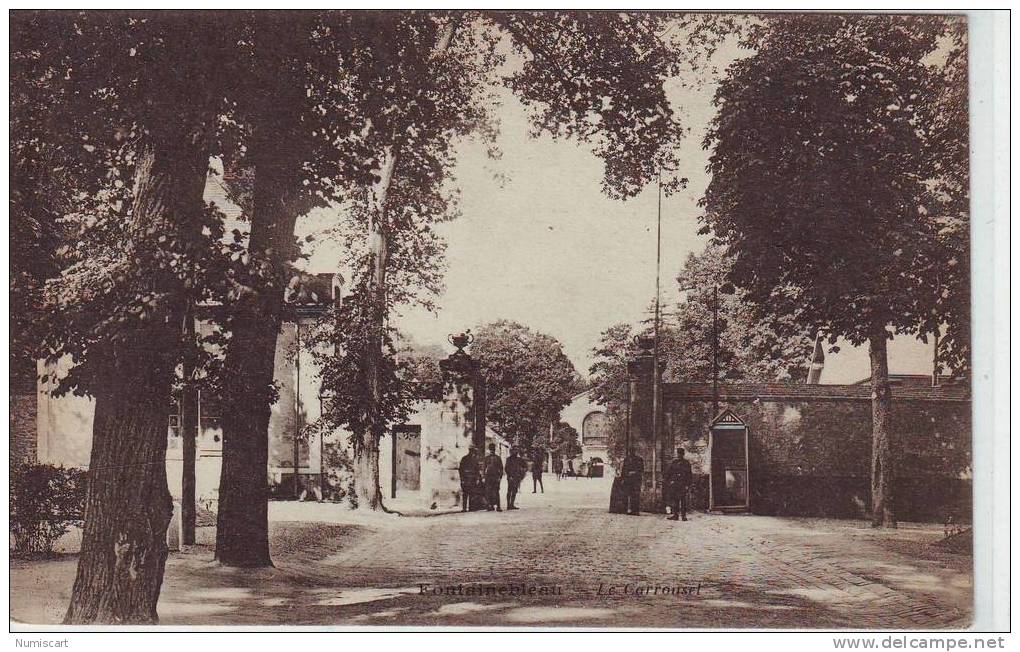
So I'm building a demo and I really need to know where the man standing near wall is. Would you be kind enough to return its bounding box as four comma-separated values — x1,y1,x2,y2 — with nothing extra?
483,443,504,512
458,445,481,512
621,449,644,515
665,447,692,521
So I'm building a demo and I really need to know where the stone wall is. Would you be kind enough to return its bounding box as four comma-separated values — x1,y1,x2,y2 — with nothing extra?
663,398,972,522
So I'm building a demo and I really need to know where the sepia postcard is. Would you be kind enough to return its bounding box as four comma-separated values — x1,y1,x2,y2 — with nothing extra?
7,7,1010,641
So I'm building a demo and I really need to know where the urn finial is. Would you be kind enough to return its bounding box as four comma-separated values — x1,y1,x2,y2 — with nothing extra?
448,330,474,355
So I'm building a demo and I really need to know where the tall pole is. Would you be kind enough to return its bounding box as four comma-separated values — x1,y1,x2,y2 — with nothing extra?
391,430,398,499
293,319,301,499
651,167,662,491
712,284,720,417
180,308,197,546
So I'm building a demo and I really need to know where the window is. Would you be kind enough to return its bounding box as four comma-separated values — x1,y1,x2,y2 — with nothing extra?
198,390,222,443
582,411,610,447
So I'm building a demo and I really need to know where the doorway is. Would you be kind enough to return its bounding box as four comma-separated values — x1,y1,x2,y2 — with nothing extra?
709,410,750,512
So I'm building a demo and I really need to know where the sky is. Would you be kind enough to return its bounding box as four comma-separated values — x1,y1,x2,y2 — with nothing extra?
289,29,937,386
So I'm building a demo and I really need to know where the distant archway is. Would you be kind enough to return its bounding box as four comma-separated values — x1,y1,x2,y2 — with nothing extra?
581,411,609,448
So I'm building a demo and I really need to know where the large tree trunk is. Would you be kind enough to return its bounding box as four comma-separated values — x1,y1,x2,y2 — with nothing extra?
213,13,314,565
65,134,209,623
64,343,175,624
214,188,299,566
214,305,281,567
869,328,897,528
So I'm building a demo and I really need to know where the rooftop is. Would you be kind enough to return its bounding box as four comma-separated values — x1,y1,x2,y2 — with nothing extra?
664,381,970,403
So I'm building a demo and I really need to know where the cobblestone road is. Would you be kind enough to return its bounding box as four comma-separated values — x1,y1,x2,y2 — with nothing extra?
11,479,972,628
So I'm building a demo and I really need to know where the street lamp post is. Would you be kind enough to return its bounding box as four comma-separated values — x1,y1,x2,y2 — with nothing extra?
651,167,663,492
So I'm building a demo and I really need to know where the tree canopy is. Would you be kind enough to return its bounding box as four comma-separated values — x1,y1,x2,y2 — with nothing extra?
700,14,968,365
669,244,816,384
471,320,581,449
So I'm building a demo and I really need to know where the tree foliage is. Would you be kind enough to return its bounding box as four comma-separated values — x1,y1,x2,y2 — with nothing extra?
700,14,967,361
13,11,243,397
588,244,816,409
547,422,582,460
10,464,88,557
471,320,580,449
305,280,419,457
669,244,816,383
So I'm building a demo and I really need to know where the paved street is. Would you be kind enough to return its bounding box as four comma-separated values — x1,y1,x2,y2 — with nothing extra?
11,478,972,628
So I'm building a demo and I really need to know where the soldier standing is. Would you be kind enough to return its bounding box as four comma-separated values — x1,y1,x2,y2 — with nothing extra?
531,448,545,493
665,447,693,521
621,449,644,515
483,443,505,512
505,447,527,510
458,445,481,512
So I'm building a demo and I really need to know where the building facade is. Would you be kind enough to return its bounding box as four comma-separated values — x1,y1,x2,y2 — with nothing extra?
22,277,501,514
560,389,613,477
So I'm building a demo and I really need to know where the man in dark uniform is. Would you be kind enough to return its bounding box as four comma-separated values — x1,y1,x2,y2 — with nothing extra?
665,447,693,521
621,449,644,515
505,447,527,510
483,443,504,512
458,445,481,512
531,448,545,493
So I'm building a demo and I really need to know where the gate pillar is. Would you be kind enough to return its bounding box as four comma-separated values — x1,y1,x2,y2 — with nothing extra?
626,335,664,511
420,332,485,510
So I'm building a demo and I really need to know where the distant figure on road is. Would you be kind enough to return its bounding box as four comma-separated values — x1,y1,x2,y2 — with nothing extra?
665,447,693,521
505,447,527,510
553,457,564,480
566,458,575,478
458,445,482,512
621,450,644,515
483,443,504,512
531,448,545,494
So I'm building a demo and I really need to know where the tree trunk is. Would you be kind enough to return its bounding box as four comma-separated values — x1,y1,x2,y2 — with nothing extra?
351,21,460,510
181,310,198,546
214,195,297,566
65,134,209,624
357,146,396,511
214,311,280,566
869,328,897,528
64,346,175,624
355,434,384,510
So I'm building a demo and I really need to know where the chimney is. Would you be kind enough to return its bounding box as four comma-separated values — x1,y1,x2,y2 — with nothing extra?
806,332,825,384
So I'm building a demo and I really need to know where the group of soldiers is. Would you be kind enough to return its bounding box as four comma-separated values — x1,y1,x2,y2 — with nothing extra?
457,442,694,519
619,447,693,520
457,443,534,512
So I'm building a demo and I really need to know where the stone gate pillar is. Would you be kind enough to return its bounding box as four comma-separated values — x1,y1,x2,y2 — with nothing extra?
420,332,484,510
626,335,663,511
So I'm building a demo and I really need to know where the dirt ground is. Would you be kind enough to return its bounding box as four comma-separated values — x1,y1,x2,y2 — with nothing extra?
10,478,972,628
